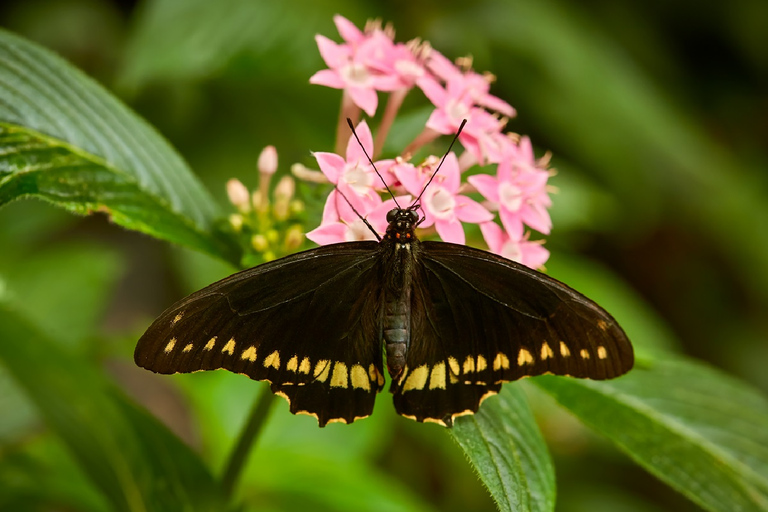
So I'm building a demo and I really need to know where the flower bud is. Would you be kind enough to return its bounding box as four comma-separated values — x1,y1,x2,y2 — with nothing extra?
258,145,278,176
251,234,268,252
229,213,244,232
227,179,251,213
284,225,304,251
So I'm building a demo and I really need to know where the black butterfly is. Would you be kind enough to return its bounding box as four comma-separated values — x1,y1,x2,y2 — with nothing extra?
135,209,633,427
135,122,633,427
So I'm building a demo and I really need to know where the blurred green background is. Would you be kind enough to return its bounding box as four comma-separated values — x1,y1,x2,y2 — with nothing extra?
1,0,766,510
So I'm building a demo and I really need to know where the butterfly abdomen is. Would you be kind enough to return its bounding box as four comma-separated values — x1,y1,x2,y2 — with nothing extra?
381,236,418,377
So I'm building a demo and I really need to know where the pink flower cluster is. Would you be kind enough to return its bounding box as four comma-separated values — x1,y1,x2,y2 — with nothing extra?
304,15,552,269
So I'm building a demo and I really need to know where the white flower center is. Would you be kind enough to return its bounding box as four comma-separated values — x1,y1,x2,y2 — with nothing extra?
343,163,374,195
501,239,522,263
426,187,456,220
395,59,423,81
498,181,523,211
445,98,469,121
341,62,370,87
346,218,377,242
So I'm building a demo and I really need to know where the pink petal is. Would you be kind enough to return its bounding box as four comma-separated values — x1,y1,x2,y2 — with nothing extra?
345,120,374,163
418,77,447,108
371,74,403,92
309,69,345,89
426,50,461,81
393,163,425,196
425,109,454,135
321,189,342,223
521,203,552,235
500,207,524,240
478,94,516,117
467,174,500,203
305,222,347,246
333,15,365,45
520,241,549,269
435,217,465,245
434,152,461,193
454,195,494,223
314,35,350,69
347,86,378,116
480,221,504,254
314,152,346,183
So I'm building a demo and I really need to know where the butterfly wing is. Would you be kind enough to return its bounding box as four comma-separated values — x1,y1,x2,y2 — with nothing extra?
391,241,634,425
135,242,387,426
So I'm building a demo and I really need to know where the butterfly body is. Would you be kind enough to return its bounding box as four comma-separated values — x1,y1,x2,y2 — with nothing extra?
135,207,633,427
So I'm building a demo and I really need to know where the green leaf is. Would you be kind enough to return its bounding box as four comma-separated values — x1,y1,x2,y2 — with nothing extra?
535,359,768,512
0,304,228,512
0,29,237,262
450,386,556,512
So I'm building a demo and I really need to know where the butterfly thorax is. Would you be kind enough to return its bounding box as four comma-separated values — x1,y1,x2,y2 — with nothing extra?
381,208,421,378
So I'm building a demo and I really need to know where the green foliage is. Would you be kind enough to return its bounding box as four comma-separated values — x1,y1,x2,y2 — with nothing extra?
1,2,767,511
0,28,238,264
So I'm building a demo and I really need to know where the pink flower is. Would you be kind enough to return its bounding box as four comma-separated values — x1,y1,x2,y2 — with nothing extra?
468,136,552,239
360,36,429,90
306,191,405,245
394,154,493,244
312,120,395,213
426,50,515,117
419,77,506,164
480,221,549,269
309,19,401,116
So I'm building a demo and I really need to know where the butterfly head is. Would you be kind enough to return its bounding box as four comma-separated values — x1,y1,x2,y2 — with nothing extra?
384,207,420,244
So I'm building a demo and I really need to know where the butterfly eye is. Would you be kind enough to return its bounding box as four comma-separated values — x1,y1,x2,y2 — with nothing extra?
386,209,398,223
408,210,419,223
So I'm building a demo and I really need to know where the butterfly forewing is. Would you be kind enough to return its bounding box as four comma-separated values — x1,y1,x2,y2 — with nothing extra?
389,241,633,425
135,243,387,426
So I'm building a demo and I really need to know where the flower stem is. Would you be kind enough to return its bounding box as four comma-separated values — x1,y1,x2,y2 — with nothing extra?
374,89,408,159
220,385,276,500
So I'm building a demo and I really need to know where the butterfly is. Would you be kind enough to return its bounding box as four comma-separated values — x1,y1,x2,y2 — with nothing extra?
135,124,634,427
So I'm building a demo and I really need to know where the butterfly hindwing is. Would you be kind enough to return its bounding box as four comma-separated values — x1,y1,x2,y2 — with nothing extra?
390,241,633,425
134,243,387,426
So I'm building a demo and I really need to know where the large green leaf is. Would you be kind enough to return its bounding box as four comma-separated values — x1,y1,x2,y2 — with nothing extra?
450,386,556,512
535,359,768,512
0,29,237,262
0,304,228,512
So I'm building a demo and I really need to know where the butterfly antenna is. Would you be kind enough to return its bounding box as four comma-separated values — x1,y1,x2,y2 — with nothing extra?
334,186,382,242
346,118,401,209
413,119,468,206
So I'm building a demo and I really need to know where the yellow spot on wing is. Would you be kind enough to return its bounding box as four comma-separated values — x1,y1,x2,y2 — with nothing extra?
559,341,570,357
403,365,429,391
429,362,446,390
287,355,298,372
171,312,184,326
330,362,349,388
540,342,554,360
493,352,510,371
164,338,176,353
241,346,257,362
463,355,475,374
597,319,608,330
580,349,590,359
314,360,331,382
263,351,280,369
299,357,311,374
350,364,370,390
597,346,608,359
517,348,534,366
222,338,235,355
182,343,193,353
448,357,460,375
476,355,487,372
